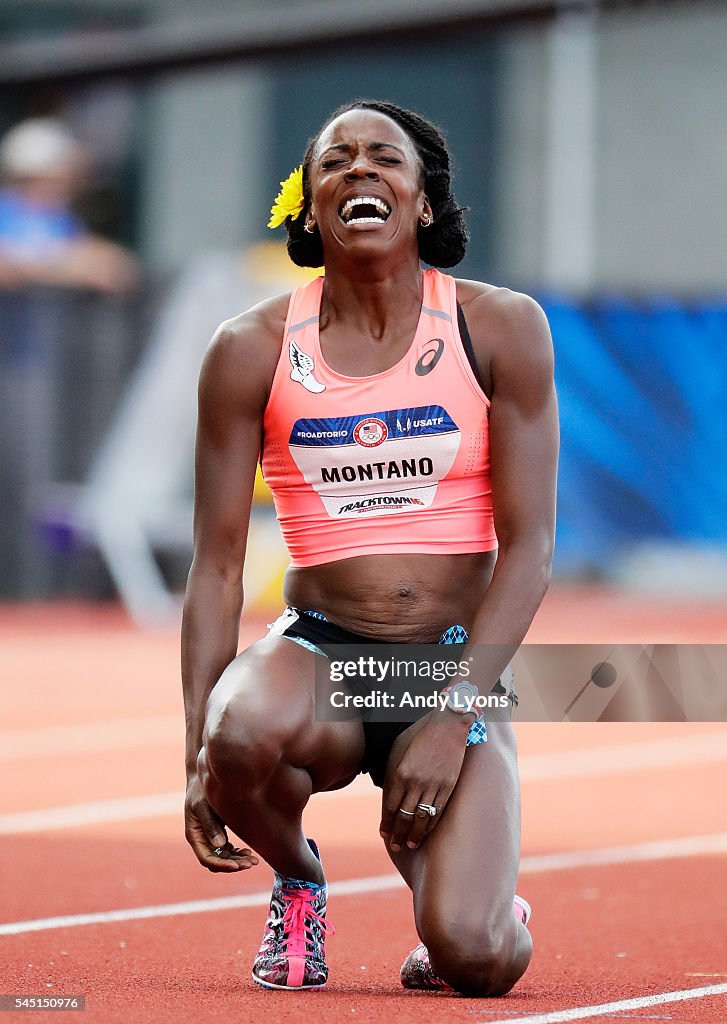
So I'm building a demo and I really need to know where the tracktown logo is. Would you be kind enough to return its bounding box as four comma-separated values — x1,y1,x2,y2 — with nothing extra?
338,496,425,515
321,456,434,484
415,338,445,376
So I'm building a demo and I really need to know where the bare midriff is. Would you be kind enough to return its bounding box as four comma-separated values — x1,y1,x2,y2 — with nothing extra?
283,550,497,642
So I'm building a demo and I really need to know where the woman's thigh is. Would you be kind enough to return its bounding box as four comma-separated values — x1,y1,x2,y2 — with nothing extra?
204,633,366,793
386,722,522,928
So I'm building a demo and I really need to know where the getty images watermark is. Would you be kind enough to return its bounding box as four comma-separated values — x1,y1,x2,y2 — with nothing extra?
315,644,515,724
314,644,727,723
328,653,510,717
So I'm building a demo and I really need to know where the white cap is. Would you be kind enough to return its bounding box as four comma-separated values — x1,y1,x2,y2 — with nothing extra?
0,118,82,177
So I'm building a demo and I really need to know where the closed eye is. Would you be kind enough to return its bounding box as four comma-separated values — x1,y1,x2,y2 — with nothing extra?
321,153,403,169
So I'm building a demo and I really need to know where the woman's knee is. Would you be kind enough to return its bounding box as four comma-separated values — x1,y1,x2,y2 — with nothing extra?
202,655,309,786
419,908,520,996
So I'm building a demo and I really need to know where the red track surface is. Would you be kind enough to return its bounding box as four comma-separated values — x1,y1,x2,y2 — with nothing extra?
2,584,727,1023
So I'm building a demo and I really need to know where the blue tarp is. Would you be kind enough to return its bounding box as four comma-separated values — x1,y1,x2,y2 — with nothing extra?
539,296,727,573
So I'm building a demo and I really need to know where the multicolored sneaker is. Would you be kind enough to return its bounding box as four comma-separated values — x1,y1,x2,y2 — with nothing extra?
399,895,531,992
252,840,334,991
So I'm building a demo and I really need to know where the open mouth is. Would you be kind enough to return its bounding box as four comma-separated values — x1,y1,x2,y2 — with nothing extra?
338,196,391,225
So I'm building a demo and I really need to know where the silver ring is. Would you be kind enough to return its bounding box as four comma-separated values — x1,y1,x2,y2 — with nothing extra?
398,808,416,817
417,803,438,817
213,847,224,857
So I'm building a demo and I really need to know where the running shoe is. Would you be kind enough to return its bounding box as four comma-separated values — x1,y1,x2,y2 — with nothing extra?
399,895,531,991
252,839,335,990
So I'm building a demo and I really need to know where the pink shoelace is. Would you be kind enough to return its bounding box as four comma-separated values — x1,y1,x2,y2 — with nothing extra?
279,887,335,958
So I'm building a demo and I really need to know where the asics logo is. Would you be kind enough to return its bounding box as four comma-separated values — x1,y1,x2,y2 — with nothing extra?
415,338,444,376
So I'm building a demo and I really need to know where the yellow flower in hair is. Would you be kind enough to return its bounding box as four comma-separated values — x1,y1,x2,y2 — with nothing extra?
268,165,305,228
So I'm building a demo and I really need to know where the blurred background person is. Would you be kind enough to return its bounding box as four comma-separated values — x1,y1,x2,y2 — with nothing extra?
0,116,139,294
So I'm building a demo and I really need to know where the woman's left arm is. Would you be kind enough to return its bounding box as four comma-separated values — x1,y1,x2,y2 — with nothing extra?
382,288,559,850
465,287,559,654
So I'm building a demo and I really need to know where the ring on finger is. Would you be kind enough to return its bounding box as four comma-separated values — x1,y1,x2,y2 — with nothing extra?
417,803,438,817
398,808,416,817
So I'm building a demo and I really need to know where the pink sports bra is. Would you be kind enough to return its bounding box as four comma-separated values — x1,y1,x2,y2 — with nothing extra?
260,267,497,567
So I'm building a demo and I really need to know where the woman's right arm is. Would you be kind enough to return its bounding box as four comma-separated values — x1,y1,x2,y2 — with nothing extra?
182,301,284,871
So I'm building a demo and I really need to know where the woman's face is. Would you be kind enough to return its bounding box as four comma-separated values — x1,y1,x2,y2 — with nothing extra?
307,109,432,263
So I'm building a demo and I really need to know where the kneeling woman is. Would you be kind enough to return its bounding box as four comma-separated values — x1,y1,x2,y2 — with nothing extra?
182,99,558,995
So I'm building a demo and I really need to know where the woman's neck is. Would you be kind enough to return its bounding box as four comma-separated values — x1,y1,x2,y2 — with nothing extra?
320,261,423,341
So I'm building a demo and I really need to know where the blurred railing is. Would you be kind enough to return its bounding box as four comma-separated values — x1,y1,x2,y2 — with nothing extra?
0,286,149,599
0,249,307,621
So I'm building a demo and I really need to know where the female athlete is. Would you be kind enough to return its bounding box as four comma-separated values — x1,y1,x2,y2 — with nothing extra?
182,99,559,996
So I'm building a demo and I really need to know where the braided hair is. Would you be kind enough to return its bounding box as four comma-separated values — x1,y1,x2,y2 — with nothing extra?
285,100,468,269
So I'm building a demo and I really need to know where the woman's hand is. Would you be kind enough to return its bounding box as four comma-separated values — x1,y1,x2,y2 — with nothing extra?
380,712,472,852
184,774,259,873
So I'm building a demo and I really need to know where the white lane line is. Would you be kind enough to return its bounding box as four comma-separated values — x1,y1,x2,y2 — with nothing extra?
0,874,406,936
518,832,727,872
4,722,726,772
518,730,727,781
4,727,727,833
0,775,373,833
484,982,727,1023
2,832,727,936
0,716,181,760
0,793,180,834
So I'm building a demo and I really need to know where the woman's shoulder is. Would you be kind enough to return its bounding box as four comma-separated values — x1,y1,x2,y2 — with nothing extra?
454,277,546,326
200,292,292,407
206,292,290,371
216,291,291,348
454,277,551,352
452,276,553,399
